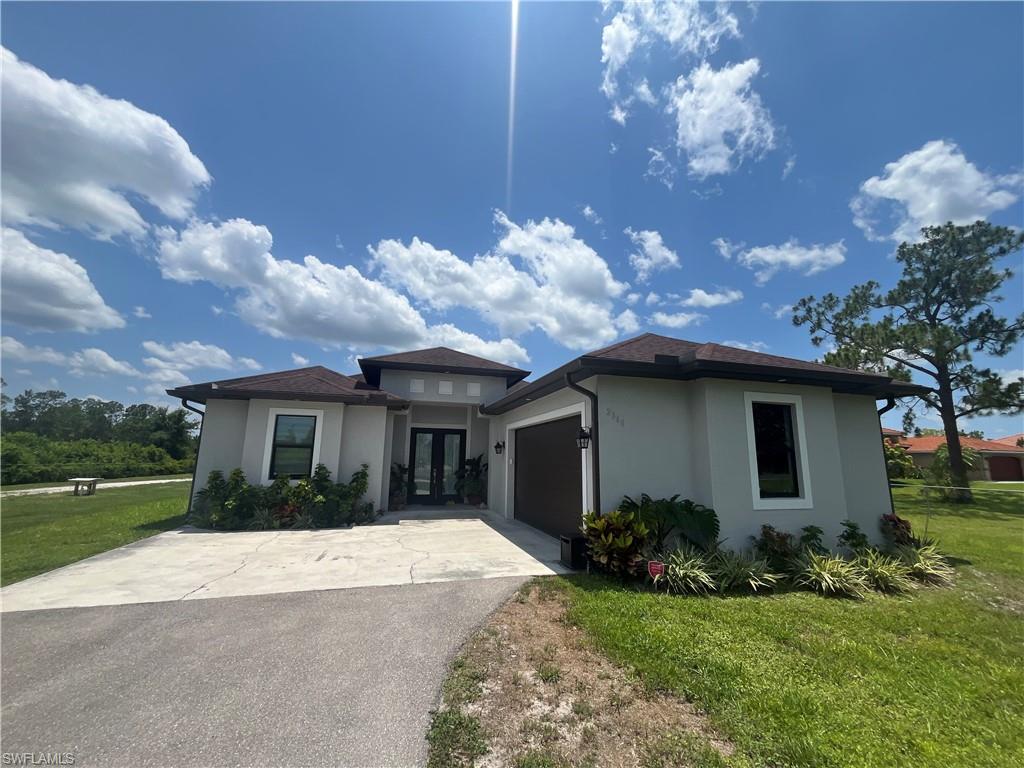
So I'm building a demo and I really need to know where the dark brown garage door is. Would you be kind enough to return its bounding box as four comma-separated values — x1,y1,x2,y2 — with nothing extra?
514,416,584,539
988,455,1024,481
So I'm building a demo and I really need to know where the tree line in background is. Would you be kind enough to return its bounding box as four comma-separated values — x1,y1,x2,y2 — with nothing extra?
0,386,198,485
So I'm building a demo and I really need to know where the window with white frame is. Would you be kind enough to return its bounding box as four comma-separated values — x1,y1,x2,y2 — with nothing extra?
409,378,424,393
744,392,812,509
268,414,317,479
438,380,453,395
467,382,481,397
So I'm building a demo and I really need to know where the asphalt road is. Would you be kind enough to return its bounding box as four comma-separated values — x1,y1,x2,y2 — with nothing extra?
1,577,525,767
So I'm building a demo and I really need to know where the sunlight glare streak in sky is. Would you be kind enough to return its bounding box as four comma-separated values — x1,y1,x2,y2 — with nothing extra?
506,0,520,214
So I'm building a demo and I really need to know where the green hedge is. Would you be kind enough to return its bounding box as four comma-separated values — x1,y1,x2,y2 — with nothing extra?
1,431,192,485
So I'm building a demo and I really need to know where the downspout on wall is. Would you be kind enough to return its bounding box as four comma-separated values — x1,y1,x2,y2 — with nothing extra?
877,396,898,515
565,372,600,515
180,398,205,515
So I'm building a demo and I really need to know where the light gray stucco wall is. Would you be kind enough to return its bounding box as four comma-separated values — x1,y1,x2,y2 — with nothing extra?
833,394,892,546
339,405,388,511
379,370,508,405
701,380,849,550
470,413,490,464
390,413,408,465
598,376,692,510
409,403,469,427
192,399,248,496
239,399,345,484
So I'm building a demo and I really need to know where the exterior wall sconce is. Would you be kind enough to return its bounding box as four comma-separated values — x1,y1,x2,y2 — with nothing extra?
494,440,505,455
576,427,592,450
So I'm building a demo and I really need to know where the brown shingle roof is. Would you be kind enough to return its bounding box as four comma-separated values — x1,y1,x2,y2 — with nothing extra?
588,333,884,380
358,346,529,385
482,333,927,415
168,366,406,407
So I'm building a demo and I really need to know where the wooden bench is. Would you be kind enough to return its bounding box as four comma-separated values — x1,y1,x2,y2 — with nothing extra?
67,477,102,496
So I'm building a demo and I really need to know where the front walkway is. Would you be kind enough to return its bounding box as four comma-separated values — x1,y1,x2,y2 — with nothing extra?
0,510,567,612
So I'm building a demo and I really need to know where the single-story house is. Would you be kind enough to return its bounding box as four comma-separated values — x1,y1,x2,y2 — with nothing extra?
168,333,925,548
897,435,1024,482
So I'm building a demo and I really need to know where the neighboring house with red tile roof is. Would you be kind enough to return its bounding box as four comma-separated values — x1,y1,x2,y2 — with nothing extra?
881,427,904,442
992,433,1024,448
170,332,926,546
898,435,1024,482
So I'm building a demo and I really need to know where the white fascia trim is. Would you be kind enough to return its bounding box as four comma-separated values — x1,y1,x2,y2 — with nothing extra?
743,391,814,511
261,407,326,482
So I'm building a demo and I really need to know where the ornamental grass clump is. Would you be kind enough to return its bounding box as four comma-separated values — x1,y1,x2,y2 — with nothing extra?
856,548,914,594
711,550,780,594
653,546,716,596
794,551,868,598
898,543,955,587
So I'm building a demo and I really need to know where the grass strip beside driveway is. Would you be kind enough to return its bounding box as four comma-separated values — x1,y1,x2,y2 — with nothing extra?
1,484,189,585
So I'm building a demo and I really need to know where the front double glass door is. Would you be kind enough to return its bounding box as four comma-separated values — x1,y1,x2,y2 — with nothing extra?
408,428,466,505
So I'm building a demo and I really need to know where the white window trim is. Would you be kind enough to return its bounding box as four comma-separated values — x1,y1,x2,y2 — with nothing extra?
467,382,481,397
743,391,814,511
438,380,454,395
409,378,425,393
261,407,325,481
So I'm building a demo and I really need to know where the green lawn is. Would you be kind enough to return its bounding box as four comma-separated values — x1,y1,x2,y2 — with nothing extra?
1,473,191,492
1,483,189,586
557,486,1024,768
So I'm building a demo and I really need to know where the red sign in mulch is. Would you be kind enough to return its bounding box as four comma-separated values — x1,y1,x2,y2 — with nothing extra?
647,560,665,579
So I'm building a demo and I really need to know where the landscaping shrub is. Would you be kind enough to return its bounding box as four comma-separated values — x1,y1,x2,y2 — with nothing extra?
837,520,870,554
898,543,955,586
653,546,716,596
618,493,719,552
190,463,374,531
711,550,780,593
454,454,488,504
883,440,919,479
751,524,799,572
798,525,827,555
794,551,868,598
856,549,914,593
880,512,919,548
581,509,648,577
922,443,980,500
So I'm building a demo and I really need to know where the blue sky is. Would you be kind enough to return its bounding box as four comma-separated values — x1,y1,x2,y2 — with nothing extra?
1,1,1022,436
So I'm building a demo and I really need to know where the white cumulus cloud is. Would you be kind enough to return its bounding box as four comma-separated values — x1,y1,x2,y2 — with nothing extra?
1,336,68,365
68,348,141,378
291,353,310,367
735,239,846,285
721,339,769,352
851,139,1023,243
665,59,775,179
1,227,124,332
133,306,152,319
370,211,627,351
141,340,262,372
0,47,209,240
650,311,706,329
679,287,743,308
625,227,681,282
580,204,603,225
600,0,739,116
157,218,530,365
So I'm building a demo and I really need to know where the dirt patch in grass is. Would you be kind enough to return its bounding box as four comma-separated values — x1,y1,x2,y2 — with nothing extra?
428,578,737,768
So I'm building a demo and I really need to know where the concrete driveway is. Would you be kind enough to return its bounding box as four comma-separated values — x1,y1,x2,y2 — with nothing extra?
1,511,566,613
1,578,525,767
